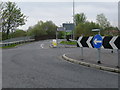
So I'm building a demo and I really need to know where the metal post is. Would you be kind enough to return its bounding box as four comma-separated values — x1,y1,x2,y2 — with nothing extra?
65,30,67,41
97,48,101,64
56,31,58,47
73,0,75,40
118,49,120,88
118,49,120,68
81,47,84,60
98,30,100,35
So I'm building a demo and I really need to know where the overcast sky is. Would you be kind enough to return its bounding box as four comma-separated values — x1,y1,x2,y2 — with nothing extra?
2,0,119,30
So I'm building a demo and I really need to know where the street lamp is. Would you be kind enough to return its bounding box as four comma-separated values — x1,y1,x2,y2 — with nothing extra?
73,0,75,40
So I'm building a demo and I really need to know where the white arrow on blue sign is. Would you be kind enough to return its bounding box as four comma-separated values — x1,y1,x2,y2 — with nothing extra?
93,34,103,48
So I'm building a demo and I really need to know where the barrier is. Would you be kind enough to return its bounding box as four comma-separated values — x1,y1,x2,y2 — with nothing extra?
77,35,120,64
77,36,120,49
0,37,35,47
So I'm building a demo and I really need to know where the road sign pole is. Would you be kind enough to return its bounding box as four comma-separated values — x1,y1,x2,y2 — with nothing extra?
118,49,120,68
81,47,84,60
97,48,101,64
56,31,58,47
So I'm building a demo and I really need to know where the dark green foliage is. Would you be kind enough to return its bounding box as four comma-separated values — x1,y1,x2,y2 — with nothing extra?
74,13,86,26
2,32,8,40
9,29,27,38
27,21,47,37
1,1,27,38
75,21,101,38
58,31,65,39
74,13,119,38
44,21,57,36
27,21,57,40
60,41,77,45
1,44,17,48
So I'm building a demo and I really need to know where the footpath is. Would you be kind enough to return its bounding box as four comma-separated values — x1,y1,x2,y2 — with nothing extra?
62,47,120,73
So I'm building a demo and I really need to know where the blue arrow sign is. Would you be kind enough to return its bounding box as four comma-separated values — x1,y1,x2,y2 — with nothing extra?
93,34,103,48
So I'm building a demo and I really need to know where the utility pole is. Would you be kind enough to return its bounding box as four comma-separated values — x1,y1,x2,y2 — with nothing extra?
73,0,75,40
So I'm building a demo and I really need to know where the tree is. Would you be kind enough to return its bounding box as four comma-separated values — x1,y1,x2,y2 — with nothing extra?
74,13,86,26
44,21,57,36
0,2,4,32
30,21,47,37
1,1,27,38
58,31,65,39
9,29,27,38
96,13,110,29
27,20,57,39
75,21,100,38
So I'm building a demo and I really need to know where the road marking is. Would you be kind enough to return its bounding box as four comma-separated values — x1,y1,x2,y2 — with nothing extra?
40,44,44,48
40,43,50,49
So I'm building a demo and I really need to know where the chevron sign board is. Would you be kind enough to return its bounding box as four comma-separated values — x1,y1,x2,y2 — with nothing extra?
77,36,120,49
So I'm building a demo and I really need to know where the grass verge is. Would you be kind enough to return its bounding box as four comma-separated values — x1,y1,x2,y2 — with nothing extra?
60,41,77,45
0,44,18,49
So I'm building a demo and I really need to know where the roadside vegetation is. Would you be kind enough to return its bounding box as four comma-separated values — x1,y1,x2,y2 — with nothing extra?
0,2,27,40
74,13,119,39
1,44,18,49
60,41,77,45
27,21,57,40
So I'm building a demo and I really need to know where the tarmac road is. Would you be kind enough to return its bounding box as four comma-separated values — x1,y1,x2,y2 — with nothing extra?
2,40,118,88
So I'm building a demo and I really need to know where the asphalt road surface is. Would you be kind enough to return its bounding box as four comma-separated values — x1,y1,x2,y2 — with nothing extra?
2,40,118,88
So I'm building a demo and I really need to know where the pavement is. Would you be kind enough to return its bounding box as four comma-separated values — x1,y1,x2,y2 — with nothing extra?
62,47,120,73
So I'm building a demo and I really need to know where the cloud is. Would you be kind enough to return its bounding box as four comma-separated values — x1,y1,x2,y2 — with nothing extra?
75,2,118,26
17,2,73,29
16,2,118,30
2,0,120,2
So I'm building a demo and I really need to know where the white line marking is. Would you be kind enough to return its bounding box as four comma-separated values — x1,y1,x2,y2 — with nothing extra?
40,44,44,48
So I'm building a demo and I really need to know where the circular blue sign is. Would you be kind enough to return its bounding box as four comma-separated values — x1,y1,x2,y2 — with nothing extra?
93,34,103,48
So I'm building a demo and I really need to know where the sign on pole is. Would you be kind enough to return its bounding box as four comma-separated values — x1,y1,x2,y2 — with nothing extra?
77,36,120,49
93,35,103,48
63,23,74,31
57,27,65,31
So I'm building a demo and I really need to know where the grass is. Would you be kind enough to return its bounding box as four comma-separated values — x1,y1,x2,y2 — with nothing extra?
0,44,18,49
60,41,77,45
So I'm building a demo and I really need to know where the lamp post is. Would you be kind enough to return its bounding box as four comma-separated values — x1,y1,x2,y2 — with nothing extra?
73,0,75,40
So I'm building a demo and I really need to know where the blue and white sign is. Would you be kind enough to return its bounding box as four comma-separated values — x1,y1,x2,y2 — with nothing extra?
93,34,103,48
